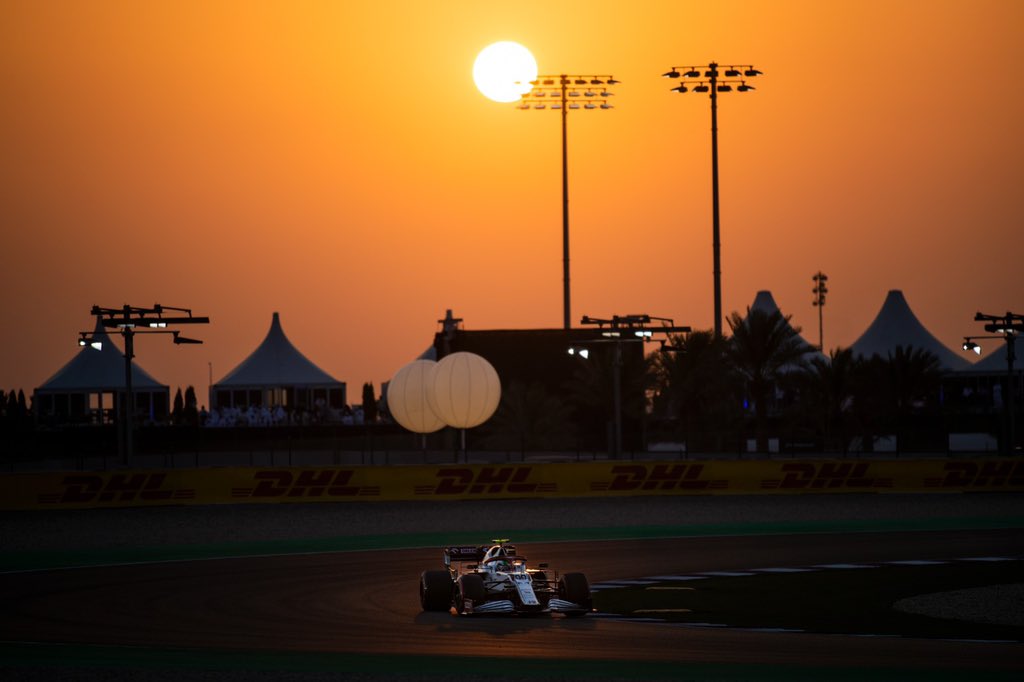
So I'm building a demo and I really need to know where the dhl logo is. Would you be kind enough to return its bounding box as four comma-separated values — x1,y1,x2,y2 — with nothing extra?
761,462,892,490
37,473,195,504
415,467,556,495
232,469,379,498
590,464,728,492
925,461,1024,488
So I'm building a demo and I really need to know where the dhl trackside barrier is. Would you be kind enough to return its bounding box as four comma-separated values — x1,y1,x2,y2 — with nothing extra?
1,458,1023,510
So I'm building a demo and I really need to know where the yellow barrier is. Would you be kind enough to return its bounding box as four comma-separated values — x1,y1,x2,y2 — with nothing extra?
1,458,1022,510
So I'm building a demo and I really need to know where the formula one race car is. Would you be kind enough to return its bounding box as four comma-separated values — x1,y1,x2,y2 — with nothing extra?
419,539,592,616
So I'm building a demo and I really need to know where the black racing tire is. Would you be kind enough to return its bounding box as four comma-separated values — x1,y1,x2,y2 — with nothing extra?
559,572,592,615
455,573,487,615
420,570,452,612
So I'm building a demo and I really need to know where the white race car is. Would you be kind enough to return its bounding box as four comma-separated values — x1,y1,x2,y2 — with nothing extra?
419,539,592,616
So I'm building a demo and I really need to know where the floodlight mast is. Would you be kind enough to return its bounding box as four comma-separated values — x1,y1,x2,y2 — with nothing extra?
519,74,619,330
86,304,210,465
578,313,691,457
968,311,1023,455
812,272,828,351
663,62,762,339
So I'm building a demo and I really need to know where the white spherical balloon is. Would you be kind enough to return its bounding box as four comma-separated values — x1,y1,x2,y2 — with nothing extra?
428,352,501,429
386,360,445,434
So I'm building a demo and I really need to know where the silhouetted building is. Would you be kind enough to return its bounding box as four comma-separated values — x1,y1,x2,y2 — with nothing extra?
431,317,646,452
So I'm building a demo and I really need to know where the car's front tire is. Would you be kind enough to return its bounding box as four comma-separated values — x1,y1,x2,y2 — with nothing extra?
420,570,452,612
455,573,487,615
559,572,592,616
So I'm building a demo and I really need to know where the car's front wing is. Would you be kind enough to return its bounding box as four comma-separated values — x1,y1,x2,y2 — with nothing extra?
465,597,588,615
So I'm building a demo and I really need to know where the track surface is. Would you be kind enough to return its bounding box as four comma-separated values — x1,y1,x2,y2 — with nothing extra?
2,528,1023,673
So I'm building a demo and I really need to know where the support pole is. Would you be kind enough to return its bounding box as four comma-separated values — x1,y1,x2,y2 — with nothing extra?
709,63,722,340
122,326,135,467
561,74,571,330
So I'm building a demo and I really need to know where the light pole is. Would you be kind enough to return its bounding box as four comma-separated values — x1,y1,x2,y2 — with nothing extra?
81,304,209,465
963,311,1023,455
518,74,619,329
663,63,762,338
575,314,691,457
812,271,828,351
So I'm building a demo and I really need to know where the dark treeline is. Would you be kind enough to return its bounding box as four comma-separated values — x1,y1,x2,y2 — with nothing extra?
2,310,1019,458
479,309,1016,456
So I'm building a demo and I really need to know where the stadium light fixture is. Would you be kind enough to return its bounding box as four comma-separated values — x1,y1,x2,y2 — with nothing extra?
966,310,1024,454
83,303,210,465
662,61,762,338
517,73,619,329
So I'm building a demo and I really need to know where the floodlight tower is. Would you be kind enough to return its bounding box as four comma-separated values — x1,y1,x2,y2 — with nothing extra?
576,314,690,457
812,271,828,351
963,311,1024,455
662,62,762,338
81,304,209,465
518,74,619,329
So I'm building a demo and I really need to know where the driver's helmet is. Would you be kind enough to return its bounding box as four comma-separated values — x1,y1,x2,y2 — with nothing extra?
493,559,511,572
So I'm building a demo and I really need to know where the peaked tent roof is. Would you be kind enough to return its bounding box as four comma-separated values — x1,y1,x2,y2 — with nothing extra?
215,312,341,387
37,317,167,391
745,290,824,362
850,290,971,371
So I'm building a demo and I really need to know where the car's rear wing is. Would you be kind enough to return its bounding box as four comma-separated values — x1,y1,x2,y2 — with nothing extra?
444,546,485,565
443,544,519,566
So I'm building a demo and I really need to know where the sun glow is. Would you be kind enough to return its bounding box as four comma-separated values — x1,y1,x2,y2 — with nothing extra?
473,41,537,103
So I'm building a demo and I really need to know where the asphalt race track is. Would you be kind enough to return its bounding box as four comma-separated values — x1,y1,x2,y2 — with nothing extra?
2,526,1023,678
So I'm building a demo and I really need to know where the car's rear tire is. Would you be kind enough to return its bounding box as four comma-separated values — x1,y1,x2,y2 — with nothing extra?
455,573,487,615
559,572,592,616
420,570,452,612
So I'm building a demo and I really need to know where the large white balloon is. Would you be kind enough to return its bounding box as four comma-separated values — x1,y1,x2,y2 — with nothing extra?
427,352,501,429
386,360,445,434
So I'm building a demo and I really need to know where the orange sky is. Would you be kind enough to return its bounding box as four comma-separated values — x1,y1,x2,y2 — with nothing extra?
2,0,1022,404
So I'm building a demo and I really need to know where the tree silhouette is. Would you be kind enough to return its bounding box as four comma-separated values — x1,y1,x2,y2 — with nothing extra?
848,354,889,452
727,308,812,453
172,388,184,425
883,345,942,452
183,386,199,426
798,347,857,453
651,330,739,452
361,382,378,424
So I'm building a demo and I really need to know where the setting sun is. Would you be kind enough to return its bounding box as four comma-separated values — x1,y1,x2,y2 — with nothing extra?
472,41,537,103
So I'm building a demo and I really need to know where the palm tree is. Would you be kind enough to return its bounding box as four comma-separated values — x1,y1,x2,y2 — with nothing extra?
727,308,812,453
848,353,889,453
799,347,857,453
651,330,739,452
883,345,942,452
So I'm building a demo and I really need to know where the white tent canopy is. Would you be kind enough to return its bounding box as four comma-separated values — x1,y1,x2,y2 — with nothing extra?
34,317,168,423
850,290,971,371
211,312,345,410
38,317,167,390
745,290,824,363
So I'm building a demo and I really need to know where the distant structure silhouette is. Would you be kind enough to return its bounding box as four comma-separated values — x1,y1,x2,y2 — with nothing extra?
34,316,168,425
210,312,345,420
851,290,971,371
